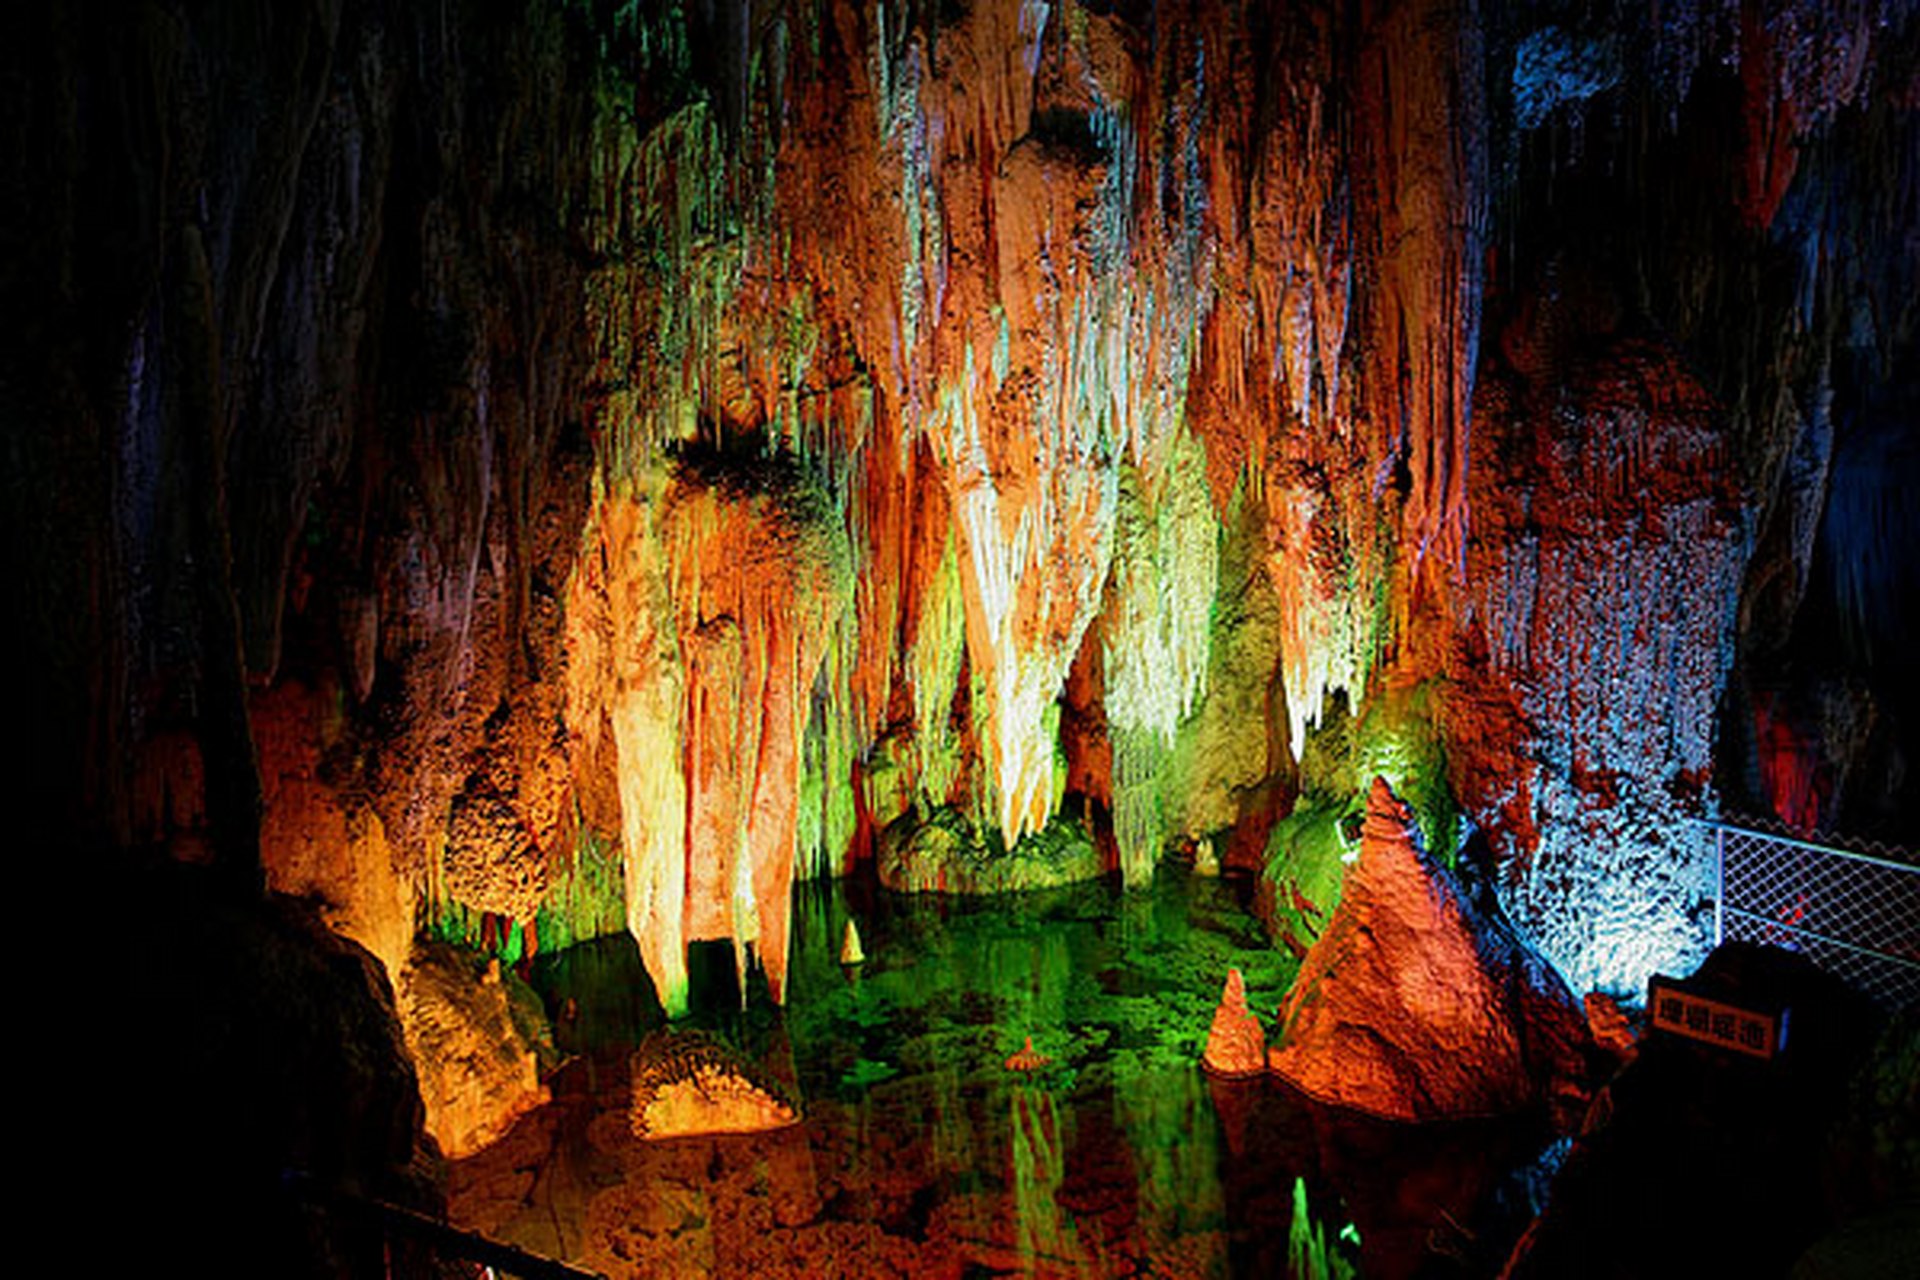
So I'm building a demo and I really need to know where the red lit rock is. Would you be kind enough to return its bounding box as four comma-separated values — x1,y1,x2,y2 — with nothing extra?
1202,968,1267,1078
1269,778,1589,1121
1455,336,1745,995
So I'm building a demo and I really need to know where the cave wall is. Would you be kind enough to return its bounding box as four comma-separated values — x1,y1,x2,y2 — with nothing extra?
6,0,1913,1021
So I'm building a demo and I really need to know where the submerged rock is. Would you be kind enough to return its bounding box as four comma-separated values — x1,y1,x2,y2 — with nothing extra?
629,1030,799,1140
1202,968,1268,1077
1268,778,1590,1121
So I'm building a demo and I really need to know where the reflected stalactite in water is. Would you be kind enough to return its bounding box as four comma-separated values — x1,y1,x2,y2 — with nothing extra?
1114,1053,1228,1270
1009,1085,1076,1273
1288,1176,1358,1280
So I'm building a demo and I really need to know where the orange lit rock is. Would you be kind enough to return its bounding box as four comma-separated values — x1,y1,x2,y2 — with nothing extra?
1201,968,1267,1078
562,451,851,1013
1268,778,1589,1121
629,1030,799,1140
400,945,551,1160
443,778,546,924
1004,1036,1052,1072
565,484,690,1012
254,680,411,981
666,455,850,1005
1584,993,1639,1063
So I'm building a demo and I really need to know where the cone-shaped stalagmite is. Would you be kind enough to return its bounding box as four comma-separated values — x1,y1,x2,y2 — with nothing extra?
1268,779,1589,1120
1202,968,1266,1077
839,919,865,966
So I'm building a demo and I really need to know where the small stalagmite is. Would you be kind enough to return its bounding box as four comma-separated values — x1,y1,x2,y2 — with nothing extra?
1202,967,1267,1077
840,919,866,966
1004,1036,1052,1072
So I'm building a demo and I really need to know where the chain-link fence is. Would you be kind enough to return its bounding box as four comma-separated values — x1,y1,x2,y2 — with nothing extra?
1695,819,1920,1010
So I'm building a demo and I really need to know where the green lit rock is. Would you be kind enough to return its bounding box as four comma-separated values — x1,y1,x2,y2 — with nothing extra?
1163,480,1290,851
1262,680,1461,955
877,806,1104,894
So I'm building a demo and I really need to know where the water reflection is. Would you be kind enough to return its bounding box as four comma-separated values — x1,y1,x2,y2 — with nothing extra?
452,870,1551,1277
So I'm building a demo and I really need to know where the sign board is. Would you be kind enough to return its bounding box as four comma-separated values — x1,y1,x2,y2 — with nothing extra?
1647,975,1788,1060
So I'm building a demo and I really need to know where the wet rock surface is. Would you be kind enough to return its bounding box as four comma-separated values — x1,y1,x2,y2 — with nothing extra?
449,872,1559,1279
629,1029,800,1140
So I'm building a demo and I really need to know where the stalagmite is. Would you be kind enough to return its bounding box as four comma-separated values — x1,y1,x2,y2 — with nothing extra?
1201,968,1266,1078
1004,1035,1053,1073
1268,779,1589,1120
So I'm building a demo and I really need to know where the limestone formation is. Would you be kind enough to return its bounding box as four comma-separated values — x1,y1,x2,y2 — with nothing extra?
1202,968,1267,1078
839,919,866,966
1268,779,1590,1121
400,945,551,1160
877,808,1103,895
628,1031,799,1140
16,0,1915,1201
1004,1037,1053,1073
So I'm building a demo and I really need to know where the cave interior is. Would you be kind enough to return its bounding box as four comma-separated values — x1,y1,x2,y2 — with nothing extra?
7,0,1917,1276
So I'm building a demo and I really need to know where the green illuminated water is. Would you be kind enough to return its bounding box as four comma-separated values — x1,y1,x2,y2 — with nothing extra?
456,869,1548,1278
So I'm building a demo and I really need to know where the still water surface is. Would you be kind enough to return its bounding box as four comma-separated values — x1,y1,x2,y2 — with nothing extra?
450,869,1550,1277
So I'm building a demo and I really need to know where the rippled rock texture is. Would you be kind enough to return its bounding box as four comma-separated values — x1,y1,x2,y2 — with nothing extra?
627,1029,801,1141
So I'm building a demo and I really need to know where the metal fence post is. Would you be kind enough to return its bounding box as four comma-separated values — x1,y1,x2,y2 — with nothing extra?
1715,823,1725,947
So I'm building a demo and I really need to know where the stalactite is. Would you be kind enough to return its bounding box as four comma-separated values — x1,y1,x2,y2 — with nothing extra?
904,530,971,812
1103,429,1218,882
1352,0,1486,580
